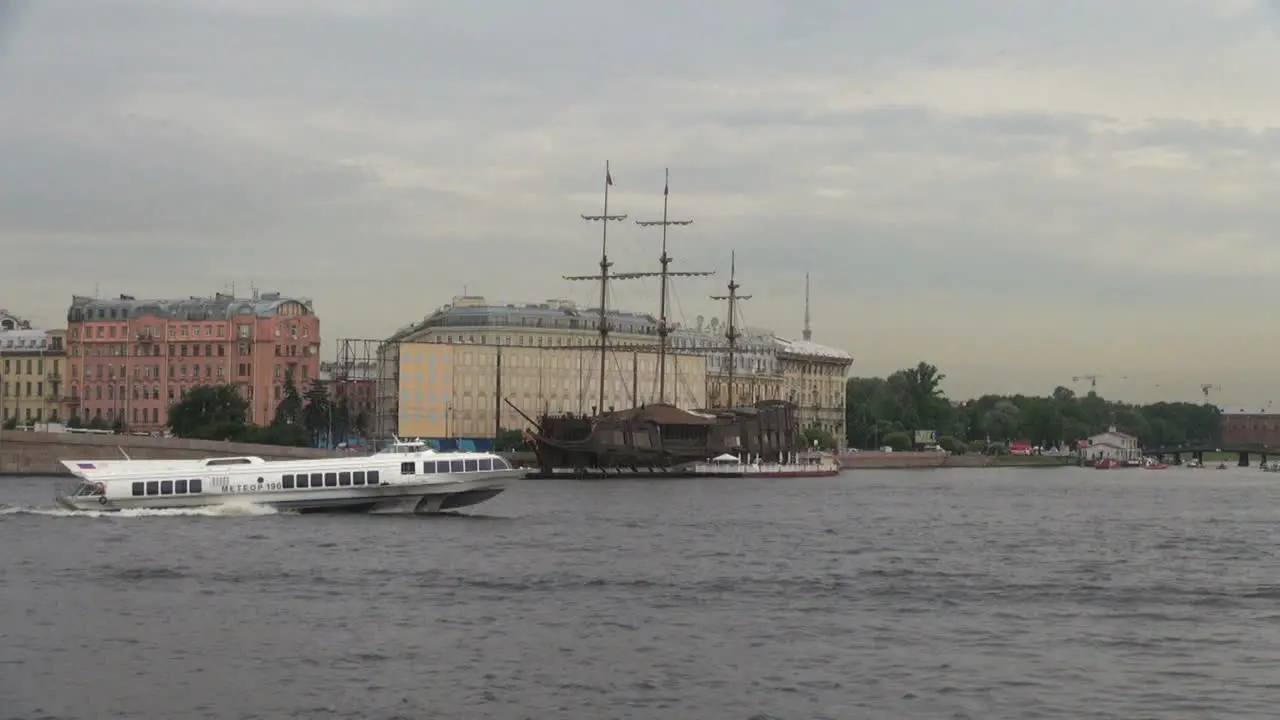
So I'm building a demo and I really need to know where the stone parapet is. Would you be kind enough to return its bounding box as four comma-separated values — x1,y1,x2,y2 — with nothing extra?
0,430,341,476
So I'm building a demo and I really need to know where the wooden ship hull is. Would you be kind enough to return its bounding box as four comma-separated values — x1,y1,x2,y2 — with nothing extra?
528,400,804,475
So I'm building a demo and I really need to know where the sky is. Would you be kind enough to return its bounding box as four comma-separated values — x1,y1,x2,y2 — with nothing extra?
3,0,1280,404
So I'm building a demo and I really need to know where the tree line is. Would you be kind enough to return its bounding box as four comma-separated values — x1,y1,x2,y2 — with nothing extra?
845,361,1222,453
161,369,368,447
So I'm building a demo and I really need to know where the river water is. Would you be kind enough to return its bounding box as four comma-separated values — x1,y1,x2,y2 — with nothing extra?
2,467,1279,719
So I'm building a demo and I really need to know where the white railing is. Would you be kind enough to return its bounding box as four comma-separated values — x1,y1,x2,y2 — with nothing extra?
691,462,835,475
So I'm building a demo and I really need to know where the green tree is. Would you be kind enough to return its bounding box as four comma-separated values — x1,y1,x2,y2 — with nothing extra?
66,414,82,429
882,431,912,451
802,426,837,450
168,384,250,440
845,361,1223,451
273,368,304,428
302,378,330,447
87,416,108,431
351,410,369,438
494,428,529,452
330,395,352,444
1,416,16,430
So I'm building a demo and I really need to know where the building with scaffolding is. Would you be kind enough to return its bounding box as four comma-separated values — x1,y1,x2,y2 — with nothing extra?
319,357,376,433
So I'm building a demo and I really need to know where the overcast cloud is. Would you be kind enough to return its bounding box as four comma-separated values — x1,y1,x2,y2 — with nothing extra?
3,0,1280,402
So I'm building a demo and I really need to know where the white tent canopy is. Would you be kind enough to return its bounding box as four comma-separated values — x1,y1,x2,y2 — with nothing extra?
711,453,741,463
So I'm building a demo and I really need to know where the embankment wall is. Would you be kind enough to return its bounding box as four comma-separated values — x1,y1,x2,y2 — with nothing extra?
839,451,1074,470
0,430,342,476
840,451,977,469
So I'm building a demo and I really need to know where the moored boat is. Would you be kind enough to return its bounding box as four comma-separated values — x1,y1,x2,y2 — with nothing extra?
1094,458,1121,470
689,451,841,478
54,439,522,514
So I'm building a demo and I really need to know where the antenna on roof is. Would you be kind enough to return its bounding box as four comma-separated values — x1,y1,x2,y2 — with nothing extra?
94,282,100,299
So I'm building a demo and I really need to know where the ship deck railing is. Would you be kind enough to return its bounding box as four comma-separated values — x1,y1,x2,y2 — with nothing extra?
690,461,828,475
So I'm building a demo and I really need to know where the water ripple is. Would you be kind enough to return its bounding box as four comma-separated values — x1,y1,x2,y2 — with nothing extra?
2,468,1280,718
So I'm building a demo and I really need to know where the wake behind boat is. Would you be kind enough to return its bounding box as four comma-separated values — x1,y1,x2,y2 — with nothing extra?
54,439,521,514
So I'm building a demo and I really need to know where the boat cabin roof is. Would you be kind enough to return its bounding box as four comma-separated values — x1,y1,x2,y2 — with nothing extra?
203,456,265,466
379,439,432,454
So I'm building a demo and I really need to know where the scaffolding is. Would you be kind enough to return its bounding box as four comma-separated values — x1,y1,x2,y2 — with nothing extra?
335,337,398,448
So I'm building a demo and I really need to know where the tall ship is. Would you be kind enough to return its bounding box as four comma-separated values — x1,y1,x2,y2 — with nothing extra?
522,164,826,477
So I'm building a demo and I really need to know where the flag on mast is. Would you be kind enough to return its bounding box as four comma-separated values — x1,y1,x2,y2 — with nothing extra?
606,169,613,186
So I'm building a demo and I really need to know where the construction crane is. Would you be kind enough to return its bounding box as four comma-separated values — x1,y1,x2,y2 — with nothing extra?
1200,383,1222,399
1072,374,1102,389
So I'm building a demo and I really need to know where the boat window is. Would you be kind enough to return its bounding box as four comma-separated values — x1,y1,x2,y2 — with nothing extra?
145,480,159,495
353,471,366,486
160,480,173,495
175,479,188,494
190,478,203,494
463,459,478,472
400,461,415,475
282,474,295,489
450,460,464,473
492,457,510,470
422,461,437,473
132,482,144,496
338,472,351,486
206,458,252,466
368,470,380,485
478,458,493,471
310,473,322,487
324,472,338,487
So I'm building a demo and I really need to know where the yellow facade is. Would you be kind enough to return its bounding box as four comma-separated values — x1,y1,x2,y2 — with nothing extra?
394,343,455,437
706,374,785,407
392,342,707,438
0,330,67,426
779,353,850,445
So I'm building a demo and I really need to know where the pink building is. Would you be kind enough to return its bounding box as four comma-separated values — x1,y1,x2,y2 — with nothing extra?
65,292,321,430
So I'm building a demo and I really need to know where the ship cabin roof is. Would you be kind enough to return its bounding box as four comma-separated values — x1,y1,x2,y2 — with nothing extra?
604,403,718,426
203,456,266,466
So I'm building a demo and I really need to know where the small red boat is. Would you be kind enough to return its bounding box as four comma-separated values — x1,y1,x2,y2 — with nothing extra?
1094,458,1121,470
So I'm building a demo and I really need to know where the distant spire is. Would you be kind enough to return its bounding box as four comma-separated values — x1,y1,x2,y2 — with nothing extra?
802,272,812,341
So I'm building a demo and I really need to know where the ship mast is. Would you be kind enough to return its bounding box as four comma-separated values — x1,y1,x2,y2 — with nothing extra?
634,168,711,405
802,272,812,341
710,251,751,408
563,161,629,414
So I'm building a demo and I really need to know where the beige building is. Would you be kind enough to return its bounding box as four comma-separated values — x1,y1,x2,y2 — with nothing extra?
0,326,67,426
378,296,706,438
776,339,852,445
376,294,852,446
672,326,853,449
